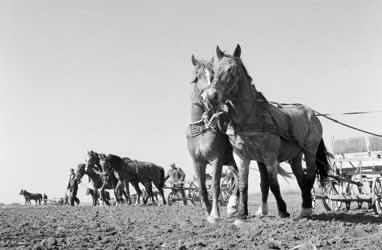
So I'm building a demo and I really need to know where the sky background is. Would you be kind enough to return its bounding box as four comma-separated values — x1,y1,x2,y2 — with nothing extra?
1,0,381,204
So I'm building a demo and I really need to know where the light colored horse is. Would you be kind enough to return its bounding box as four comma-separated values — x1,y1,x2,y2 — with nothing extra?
189,55,293,223
202,44,330,225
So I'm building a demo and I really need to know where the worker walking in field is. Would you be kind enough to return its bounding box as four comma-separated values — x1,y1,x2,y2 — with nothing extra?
165,163,187,205
43,193,48,205
67,168,80,206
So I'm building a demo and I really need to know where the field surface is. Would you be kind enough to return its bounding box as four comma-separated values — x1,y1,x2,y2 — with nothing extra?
1,193,382,249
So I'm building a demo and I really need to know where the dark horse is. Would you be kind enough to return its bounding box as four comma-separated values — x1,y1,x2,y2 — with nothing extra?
98,154,167,205
81,152,134,205
19,190,42,205
202,44,330,225
189,56,292,223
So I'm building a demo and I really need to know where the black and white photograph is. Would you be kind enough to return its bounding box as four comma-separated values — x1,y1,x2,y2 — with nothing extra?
1,0,382,249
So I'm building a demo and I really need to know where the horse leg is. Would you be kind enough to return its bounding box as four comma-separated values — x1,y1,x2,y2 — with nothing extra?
153,182,166,205
256,162,270,216
119,181,130,206
301,152,317,216
268,163,289,218
207,159,223,223
233,152,250,226
227,164,240,217
124,181,132,205
93,187,99,206
290,153,313,217
114,180,125,205
131,181,141,205
145,182,156,205
102,191,110,205
192,159,211,215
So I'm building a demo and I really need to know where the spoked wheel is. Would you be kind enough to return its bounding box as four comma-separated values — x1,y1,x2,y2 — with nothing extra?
372,177,382,215
219,189,231,207
188,189,201,206
345,202,351,211
322,183,342,212
357,202,363,209
167,191,181,206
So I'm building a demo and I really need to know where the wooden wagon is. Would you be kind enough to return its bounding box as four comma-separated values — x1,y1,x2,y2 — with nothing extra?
313,135,382,215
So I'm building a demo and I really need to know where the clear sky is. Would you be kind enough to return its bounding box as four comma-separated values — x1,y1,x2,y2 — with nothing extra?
1,0,381,204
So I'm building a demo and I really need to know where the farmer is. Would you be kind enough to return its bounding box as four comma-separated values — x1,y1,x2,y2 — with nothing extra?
67,168,80,206
43,193,48,205
165,163,187,205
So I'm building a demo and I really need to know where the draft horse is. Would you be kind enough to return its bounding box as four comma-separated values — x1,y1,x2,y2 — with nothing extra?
99,154,167,205
19,190,42,205
202,44,330,225
188,55,292,222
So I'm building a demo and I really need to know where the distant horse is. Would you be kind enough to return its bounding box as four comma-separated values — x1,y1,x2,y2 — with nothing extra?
202,44,330,225
19,190,42,205
188,56,291,223
99,154,166,205
75,161,119,205
86,188,110,205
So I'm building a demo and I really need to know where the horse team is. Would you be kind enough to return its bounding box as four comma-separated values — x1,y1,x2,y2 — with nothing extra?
20,44,331,227
19,190,47,205
188,44,330,226
71,151,168,207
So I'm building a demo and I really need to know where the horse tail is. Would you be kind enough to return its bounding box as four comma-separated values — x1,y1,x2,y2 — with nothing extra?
316,139,331,184
158,166,166,189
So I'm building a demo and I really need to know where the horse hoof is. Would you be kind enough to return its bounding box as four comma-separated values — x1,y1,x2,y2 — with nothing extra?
299,208,313,218
255,209,266,216
233,219,246,227
207,215,220,224
227,207,238,217
278,211,290,218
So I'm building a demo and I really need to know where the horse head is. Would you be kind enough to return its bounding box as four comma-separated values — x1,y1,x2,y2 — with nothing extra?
202,44,253,111
75,163,86,182
19,189,24,195
98,154,113,177
191,55,214,85
86,150,101,172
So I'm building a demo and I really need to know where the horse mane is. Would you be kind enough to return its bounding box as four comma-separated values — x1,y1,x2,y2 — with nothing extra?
224,55,253,83
256,91,269,102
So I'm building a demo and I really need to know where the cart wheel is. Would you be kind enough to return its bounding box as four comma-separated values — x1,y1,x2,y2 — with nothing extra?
311,188,316,210
168,191,180,206
219,189,231,207
322,183,342,212
188,189,201,206
357,202,363,209
345,201,351,211
372,178,382,215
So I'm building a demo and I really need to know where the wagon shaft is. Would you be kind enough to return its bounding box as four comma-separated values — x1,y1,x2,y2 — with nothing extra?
322,194,372,202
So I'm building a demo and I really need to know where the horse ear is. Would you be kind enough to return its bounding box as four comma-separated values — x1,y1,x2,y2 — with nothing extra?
191,55,197,66
190,76,198,84
233,44,241,58
209,57,214,64
216,45,224,60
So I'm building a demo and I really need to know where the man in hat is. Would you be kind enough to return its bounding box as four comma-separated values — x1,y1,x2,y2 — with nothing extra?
67,168,80,206
43,193,48,205
165,163,187,205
